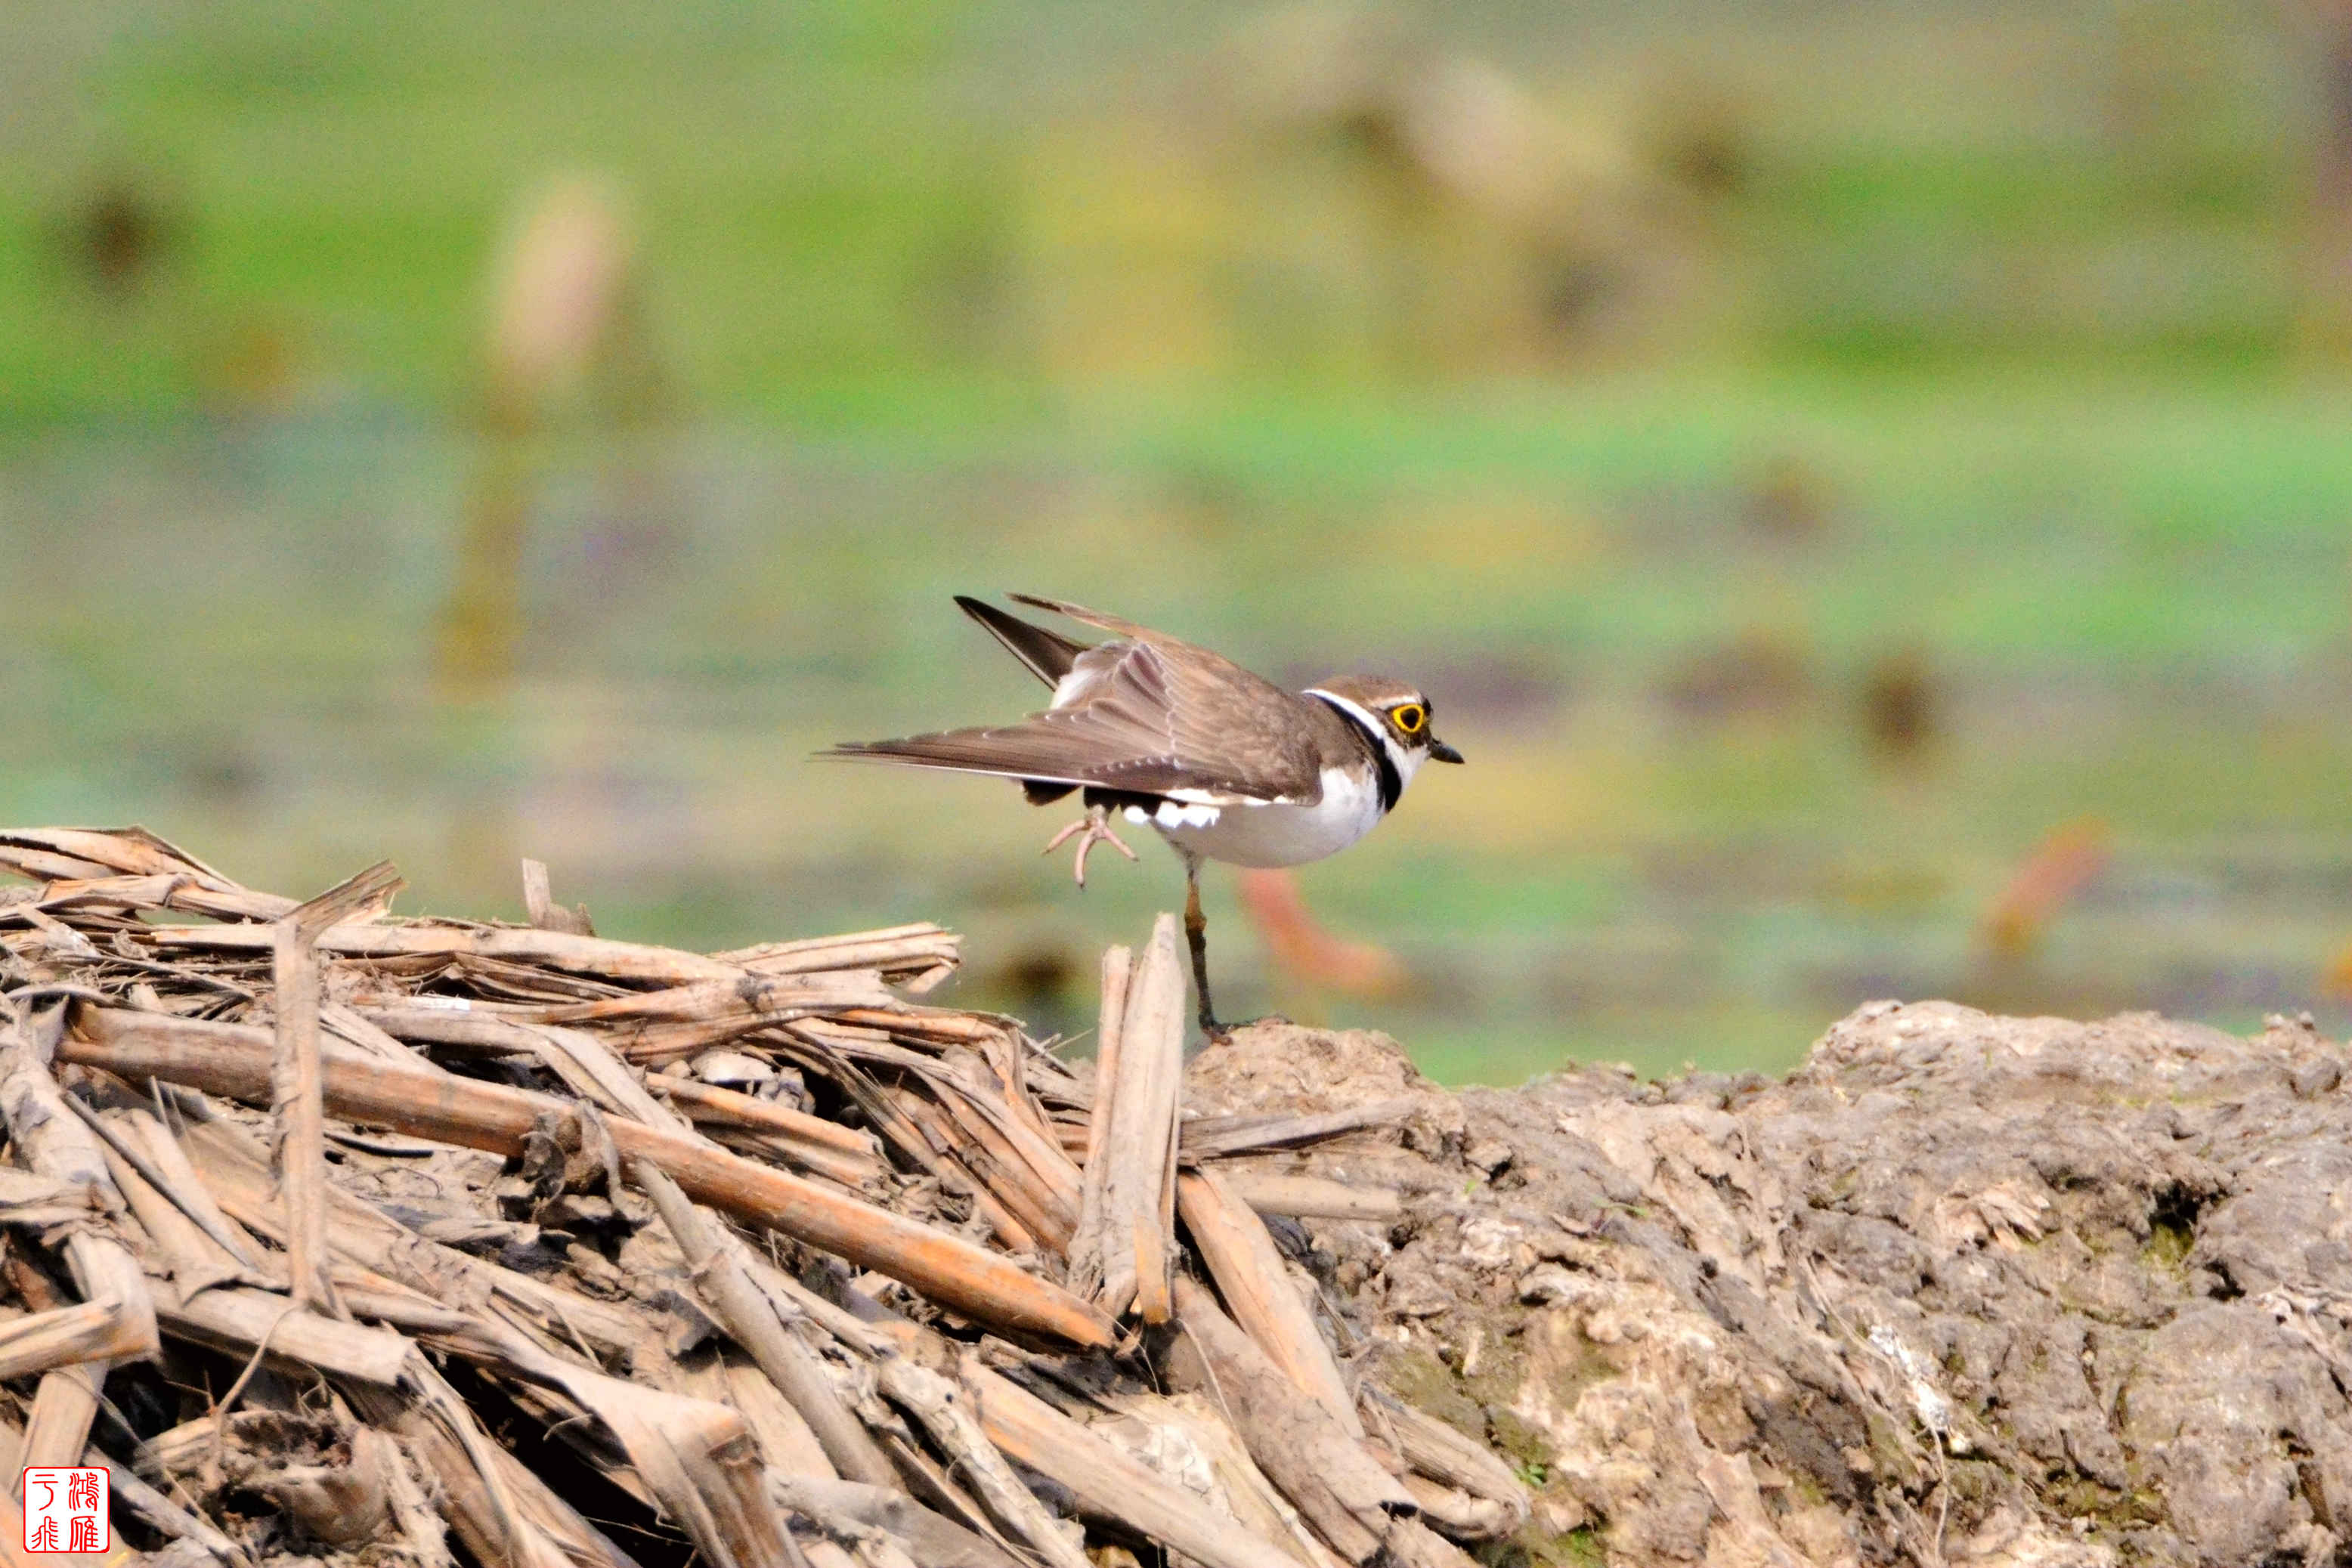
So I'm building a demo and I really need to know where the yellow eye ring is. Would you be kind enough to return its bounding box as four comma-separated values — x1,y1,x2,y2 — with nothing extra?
1391,704,1426,735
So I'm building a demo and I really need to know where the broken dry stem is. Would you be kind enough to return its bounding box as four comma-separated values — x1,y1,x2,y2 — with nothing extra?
1091,915,1185,1322
271,859,404,1314
1176,1168,1361,1436
1169,1276,1412,1566
634,1160,899,1489
66,1007,1116,1349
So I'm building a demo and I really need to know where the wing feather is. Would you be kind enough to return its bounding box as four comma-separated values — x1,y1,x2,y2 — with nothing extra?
955,595,1091,688
827,605,1330,804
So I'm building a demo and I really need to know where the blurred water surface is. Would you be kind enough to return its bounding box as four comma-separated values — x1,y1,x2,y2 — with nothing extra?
6,1,2352,1078
9,369,2352,1081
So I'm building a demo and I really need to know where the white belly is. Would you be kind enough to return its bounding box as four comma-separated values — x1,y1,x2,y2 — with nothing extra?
1125,766,1385,869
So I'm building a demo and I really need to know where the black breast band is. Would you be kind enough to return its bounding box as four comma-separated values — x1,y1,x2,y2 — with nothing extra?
1309,694,1401,814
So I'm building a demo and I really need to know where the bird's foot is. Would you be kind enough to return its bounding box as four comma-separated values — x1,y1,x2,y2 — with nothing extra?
1041,804,1137,888
1198,1012,1291,1043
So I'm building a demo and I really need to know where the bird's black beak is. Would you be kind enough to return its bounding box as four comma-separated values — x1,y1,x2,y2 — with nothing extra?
1429,738,1465,764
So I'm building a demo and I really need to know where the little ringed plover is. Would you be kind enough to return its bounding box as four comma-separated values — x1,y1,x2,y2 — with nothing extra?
825,594,1463,1035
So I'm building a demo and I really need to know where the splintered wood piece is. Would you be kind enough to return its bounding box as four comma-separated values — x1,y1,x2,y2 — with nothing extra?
357,1266,792,1568
156,1283,414,1386
1067,941,1121,1297
0,1298,133,1382
702,1126,881,1192
924,1072,1077,1251
11,873,253,928
562,1372,796,1568
874,1351,1089,1568
766,1475,1021,1568
151,918,749,985
0,1003,158,1477
116,1112,267,1268
273,858,404,1314
1221,1174,1403,1221
955,1346,1311,1568
833,1007,1005,1044
634,1161,898,1489
318,1000,422,1062
701,1356,831,1481
1379,1517,1481,1567
503,1020,695,1132
68,1007,1117,1349
714,923,961,990
87,1120,258,1299
521,858,596,936
1092,917,1184,1321
885,1086,1039,1254
714,921,943,960
518,971,892,1031
737,1255,892,1357
941,1050,1084,1220
175,1111,651,1366
0,1169,101,1228
1360,1396,1530,1540
0,845,111,883
1179,1097,1422,1160
367,1007,874,1186
1395,1475,1517,1542
350,1364,626,1568
0,826,234,885
1176,1169,1361,1437
1168,1276,1413,1566
650,1078,885,1187
0,827,294,922
791,1297,1311,1568
648,1075,880,1158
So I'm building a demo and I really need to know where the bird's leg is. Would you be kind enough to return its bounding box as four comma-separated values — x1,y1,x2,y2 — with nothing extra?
1041,802,1137,888
1184,856,1226,1038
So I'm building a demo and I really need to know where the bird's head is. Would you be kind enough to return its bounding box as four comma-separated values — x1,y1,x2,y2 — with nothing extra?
1309,674,1465,785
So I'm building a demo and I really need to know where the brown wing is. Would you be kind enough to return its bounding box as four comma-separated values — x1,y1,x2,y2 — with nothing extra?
826,621,1330,804
1004,593,1156,640
956,595,1091,688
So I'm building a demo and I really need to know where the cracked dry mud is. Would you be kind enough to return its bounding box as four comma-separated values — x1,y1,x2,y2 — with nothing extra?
1194,1001,2352,1566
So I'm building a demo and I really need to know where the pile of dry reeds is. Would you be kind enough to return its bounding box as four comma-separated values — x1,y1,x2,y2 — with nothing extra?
0,827,1525,1567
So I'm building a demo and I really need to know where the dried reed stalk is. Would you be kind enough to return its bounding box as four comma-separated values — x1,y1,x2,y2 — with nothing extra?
0,1299,134,1383
1181,1096,1422,1159
1090,915,1185,1321
1169,1276,1413,1565
1066,943,1131,1297
634,1161,898,1489
961,1347,1313,1568
1223,1173,1403,1221
66,1007,1116,1348
0,831,1521,1568
1177,1167,1361,1434
520,858,595,936
271,860,404,1314
0,1000,156,1478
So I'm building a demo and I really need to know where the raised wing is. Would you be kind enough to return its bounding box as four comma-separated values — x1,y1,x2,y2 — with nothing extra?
827,615,1327,805
955,595,1091,688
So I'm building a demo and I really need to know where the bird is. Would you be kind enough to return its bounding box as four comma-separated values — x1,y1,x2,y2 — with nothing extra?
824,593,1462,1035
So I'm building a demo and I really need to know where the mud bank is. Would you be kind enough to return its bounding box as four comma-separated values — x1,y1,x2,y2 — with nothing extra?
1201,1002,2352,1566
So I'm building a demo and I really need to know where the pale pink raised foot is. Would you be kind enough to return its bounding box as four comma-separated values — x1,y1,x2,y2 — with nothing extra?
1041,804,1137,887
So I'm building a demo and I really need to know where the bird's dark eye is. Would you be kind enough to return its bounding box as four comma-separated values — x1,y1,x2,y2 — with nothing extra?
1391,704,1426,735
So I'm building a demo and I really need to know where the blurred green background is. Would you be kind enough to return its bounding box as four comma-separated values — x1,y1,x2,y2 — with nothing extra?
8,0,2352,1082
